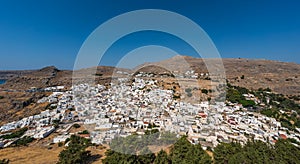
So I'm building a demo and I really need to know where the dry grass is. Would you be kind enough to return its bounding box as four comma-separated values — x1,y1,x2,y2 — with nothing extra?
148,144,173,155
0,144,63,164
0,141,108,164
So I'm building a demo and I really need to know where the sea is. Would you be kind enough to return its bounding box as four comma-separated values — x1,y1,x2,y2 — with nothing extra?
0,79,6,85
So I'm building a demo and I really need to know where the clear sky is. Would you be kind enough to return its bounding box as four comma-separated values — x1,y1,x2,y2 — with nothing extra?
0,0,299,70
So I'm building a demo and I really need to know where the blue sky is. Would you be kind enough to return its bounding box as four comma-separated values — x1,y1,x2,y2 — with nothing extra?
0,0,299,70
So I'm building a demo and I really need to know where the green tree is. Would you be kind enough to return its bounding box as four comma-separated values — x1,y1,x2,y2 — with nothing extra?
170,136,212,164
136,147,156,164
274,139,300,163
57,135,92,164
154,150,170,164
213,142,242,164
228,140,274,164
240,100,256,107
102,150,137,164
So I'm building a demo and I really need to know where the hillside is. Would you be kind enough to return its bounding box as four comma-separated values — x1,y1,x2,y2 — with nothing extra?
141,56,300,96
0,56,299,125
0,66,131,91
1,57,299,96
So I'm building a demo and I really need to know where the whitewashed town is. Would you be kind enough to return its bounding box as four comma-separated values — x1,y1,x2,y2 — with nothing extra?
1,73,300,150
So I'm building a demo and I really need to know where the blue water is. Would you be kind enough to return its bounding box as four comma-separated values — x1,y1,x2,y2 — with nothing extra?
0,79,6,84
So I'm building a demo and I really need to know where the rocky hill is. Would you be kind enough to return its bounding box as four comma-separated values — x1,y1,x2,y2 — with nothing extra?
140,56,300,96
2,57,299,96
0,66,132,91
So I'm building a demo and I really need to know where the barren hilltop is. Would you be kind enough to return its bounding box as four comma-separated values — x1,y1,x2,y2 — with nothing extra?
148,56,300,96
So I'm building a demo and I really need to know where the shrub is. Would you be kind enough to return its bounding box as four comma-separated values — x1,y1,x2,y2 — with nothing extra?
79,130,89,134
72,124,81,129
201,89,209,94
240,100,256,107
58,142,64,147
13,136,34,146
0,127,28,139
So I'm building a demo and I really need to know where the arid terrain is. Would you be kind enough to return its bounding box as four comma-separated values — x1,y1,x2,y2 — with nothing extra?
1,56,299,95
149,56,300,96
0,126,107,164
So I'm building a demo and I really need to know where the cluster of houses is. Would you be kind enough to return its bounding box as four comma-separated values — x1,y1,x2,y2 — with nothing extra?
0,114,57,148
0,88,74,148
27,86,65,93
132,70,210,79
1,76,300,150
63,78,300,148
